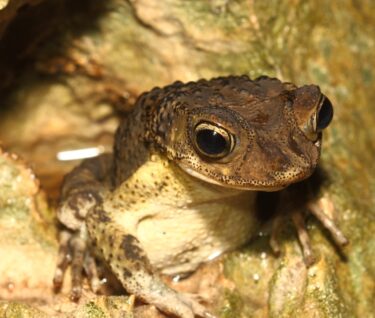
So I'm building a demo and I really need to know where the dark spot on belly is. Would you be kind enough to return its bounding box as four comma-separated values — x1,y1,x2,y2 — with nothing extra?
123,268,132,278
109,235,115,246
120,235,148,263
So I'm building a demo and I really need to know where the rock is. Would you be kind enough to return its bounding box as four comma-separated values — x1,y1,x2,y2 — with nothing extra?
0,148,56,301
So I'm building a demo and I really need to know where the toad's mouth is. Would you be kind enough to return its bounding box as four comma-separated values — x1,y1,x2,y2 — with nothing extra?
176,162,308,192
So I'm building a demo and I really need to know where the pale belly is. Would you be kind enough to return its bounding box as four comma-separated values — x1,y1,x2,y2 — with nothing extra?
112,191,259,275
106,155,260,275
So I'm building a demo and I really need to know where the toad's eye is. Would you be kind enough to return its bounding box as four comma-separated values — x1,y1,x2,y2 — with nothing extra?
317,97,333,131
194,122,234,159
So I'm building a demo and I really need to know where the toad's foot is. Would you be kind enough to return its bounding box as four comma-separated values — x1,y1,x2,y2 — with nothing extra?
53,228,101,300
180,293,216,318
308,197,348,246
143,286,215,318
270,196,348,266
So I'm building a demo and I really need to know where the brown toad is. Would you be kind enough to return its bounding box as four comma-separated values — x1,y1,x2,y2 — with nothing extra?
54,76,347,318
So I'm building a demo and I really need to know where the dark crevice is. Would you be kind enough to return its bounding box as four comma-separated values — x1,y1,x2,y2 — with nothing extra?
0,0,109,94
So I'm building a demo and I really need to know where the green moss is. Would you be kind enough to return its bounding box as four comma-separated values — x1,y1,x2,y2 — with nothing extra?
219,289,245,318
0,302,48,318
81,301,106,318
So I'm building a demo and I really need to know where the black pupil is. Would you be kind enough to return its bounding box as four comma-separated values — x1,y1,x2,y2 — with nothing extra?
196,129,228,156
317,97,333,130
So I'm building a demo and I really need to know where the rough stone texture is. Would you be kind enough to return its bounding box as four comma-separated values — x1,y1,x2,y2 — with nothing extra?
0,148,136,316
70,296,135,318
0,301,48,318
0,0,374,317
0,148,57,301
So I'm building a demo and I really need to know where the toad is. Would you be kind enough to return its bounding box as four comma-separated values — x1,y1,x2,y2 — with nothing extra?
54,76,347,318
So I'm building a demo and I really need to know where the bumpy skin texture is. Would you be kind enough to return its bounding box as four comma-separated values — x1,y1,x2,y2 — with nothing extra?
115,76,322,189
54,76,347,318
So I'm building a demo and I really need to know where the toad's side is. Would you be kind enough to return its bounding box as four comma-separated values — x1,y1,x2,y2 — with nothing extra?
54,76,347,318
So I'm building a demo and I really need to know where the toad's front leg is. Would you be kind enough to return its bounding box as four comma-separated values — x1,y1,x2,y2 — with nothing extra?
86,206,214,318
54,154,113,299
